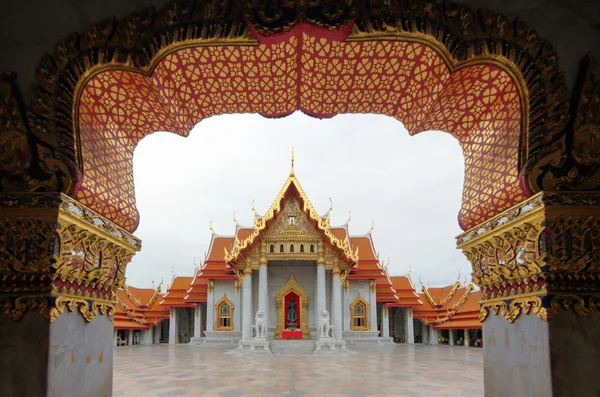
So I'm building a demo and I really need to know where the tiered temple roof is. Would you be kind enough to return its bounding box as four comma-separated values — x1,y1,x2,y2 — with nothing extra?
413,279,482,330
114,284,170,330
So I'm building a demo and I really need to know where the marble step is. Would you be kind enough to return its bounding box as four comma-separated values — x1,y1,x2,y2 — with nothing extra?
269,340,316,356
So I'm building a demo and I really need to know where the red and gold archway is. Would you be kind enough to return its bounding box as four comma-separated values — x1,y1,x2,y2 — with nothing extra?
3,0,573,234
75,24,527,232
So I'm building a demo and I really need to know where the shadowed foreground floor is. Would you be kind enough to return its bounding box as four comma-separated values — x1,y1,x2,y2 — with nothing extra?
113,344,483,397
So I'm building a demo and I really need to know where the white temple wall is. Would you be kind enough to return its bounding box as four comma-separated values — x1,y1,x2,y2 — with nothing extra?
267,263,317,329
213,280,240,332
343,280,370,331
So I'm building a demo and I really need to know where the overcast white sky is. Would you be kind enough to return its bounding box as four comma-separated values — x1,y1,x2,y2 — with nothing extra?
126,112,472,290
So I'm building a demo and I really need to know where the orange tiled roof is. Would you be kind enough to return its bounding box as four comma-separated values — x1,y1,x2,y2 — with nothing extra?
114,284,169,330
185,267,209,303
206,236,235,263
386,276,422,307
413,282,482,329
160,276,196,307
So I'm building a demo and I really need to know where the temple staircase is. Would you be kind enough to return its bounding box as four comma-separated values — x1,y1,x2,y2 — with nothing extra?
269,340,316,356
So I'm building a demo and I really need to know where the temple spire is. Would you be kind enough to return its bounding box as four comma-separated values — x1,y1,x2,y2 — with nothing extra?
289,147,295,177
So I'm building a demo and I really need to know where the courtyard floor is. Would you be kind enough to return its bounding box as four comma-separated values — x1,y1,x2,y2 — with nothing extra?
113,344,483,397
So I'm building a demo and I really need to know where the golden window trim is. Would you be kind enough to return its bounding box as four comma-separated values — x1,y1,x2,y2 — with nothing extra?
214,293,234,331
350,292,370,331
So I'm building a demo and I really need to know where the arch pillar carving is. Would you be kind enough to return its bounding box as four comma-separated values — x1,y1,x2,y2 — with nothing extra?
0,193,140,396
458,191,600,397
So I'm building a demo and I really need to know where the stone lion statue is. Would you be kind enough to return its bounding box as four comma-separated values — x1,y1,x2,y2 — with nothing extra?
253,310,267,339
319,310,333,338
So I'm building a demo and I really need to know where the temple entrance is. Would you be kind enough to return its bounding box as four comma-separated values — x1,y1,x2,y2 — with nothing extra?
275,275,309,339
0,1,598,396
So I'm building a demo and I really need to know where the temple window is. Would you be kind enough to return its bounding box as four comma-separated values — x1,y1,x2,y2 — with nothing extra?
215,294,234,331
280,244,284,253
350,293,369,331
270,244,274,253
310,244,314,253
288,216,296,226
300,244,304,253
290,244,294,253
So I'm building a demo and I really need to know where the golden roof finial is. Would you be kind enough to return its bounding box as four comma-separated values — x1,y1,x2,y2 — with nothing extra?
233,211,239,227
345,211,351,226
408,265,412,275
171,266,175,275
209,221,215,235
369,220,375,234
289,147,295,177
251,199,257,221
457,270,461,284
327,198,333,218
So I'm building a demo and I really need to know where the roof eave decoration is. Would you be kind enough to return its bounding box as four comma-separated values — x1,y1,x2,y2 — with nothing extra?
436,283,476,325
224,173,359,266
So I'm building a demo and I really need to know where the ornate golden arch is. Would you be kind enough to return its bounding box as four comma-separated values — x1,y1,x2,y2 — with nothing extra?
349,292,370,331
275,274,309,339
214,293,234,331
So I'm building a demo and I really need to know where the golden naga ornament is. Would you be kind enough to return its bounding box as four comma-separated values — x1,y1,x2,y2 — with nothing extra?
0,193,140,323
458,191,600,323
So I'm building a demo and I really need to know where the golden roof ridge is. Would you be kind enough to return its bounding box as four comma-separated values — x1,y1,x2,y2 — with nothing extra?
224,165,358,264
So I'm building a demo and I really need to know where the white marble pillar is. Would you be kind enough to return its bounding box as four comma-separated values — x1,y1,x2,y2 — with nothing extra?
206,282,214,332
258,260,268,319
169,308,178,344
153,325,161,344
449,329,454,345
369,280,378,333
242,267,253,340
381,305,390,338
127,329,133,345
193,304,203,338
331,270,343,340
405,308,415,344
316,262,326,318
113,330,118,347
430,325,438,345
465,329,470,347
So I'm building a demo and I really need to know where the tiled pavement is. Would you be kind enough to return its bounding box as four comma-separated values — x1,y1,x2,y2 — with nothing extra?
113,344,483,397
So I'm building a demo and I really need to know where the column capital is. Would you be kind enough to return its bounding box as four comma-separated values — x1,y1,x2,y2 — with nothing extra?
457,191,600,324
0,193,140,324
243,264,253,276
259,256,267,266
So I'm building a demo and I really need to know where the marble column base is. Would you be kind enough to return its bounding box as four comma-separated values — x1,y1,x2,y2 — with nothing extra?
315,337,336,350
0,311,113,397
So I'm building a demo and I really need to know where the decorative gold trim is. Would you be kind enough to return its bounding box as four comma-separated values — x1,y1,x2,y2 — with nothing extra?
214,293,234,331
275,275,309,339
49,296,114,323
0,193,139,323
349,292,370,331
0,295,50,321
226,176,358,265
479,296,548,323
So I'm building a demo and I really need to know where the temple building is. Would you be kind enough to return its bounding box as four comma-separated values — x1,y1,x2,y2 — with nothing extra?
113,158,483,351
113,284,170,346
413,280,483,347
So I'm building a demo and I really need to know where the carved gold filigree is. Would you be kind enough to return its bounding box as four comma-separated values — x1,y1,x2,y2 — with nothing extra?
479,296,548,323
0,295,50,321
0,193,140,323
460,192,600,323
546,294,600,320
50,296,115,323
528,54,600,191
0,0,568,201
226,177,358,265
